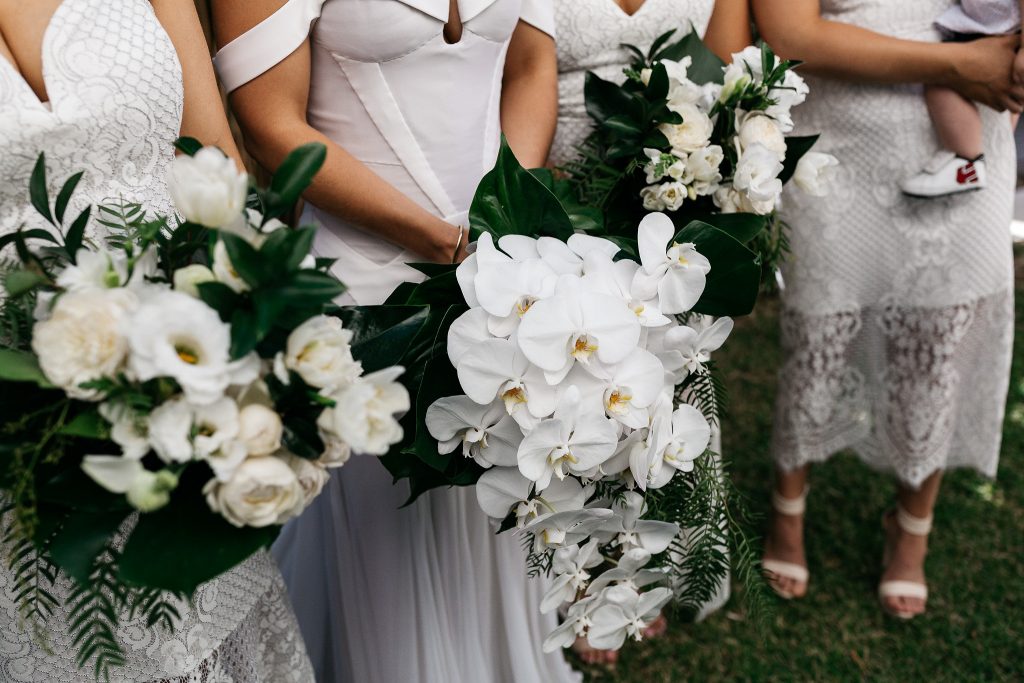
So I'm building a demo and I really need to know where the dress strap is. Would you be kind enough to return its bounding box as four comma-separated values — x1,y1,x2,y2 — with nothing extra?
519,0,555,37
214,0,326,93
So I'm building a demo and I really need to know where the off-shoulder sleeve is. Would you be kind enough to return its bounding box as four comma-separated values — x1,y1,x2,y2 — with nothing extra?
213,0,326,93
519,0,554,37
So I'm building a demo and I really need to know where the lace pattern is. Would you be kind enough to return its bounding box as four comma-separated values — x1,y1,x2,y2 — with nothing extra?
773,0,1015,487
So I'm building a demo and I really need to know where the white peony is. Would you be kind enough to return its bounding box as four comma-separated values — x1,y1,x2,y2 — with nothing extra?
737,113,787,160
793,152,840,197
173,264,216,298
167,147,248,229
659,103,713,155
203,455,304,527
237,403,283,456
318,367,409,456
128,290,256,405
283,315,362,390
32,288,137,400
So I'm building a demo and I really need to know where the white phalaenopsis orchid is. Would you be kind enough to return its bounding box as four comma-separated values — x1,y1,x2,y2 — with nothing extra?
543,596,600,653
632,213,711,315
541,540,604,613
586,548,669,595
587,585,674,650
524,507,614,551
455,337,556,428
476,467,586,527
589,349,666,429
425,396,521,469
595,491,680,555
657,316,734,382
646,404,712,486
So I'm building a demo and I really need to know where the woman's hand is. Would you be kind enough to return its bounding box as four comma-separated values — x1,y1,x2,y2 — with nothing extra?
947,35,1024,112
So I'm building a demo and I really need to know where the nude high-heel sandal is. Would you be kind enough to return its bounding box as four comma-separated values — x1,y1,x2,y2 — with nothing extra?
878,505,932,619
762,487,809,600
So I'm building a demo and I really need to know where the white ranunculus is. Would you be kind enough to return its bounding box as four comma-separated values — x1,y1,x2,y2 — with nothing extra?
282,452,329,508
127,290,243,405
659,103,713,155
631,212,711,315
56,248,128,292
737,113,787,160
732,144,784,215
318,367,409,455
237,403,283,456
173,264,216,298
167,147,248,229
793,152,840,197
204,455,304,527
426,396,522,468
685,145,723,196
284,315,362,390
32,288,137,401
654,181,690,211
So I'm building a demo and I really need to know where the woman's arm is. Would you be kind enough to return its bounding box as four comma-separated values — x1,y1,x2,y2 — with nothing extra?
211,1,466,264
501,21,558,168
151,0,242,165
753,0,1024,111
704,0,753,60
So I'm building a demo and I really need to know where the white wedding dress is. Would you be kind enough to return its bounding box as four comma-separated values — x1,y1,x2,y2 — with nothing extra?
216,2,582,681
548,0,729,620
0,1,313,680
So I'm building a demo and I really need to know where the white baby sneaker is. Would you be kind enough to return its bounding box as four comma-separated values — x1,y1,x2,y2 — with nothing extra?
900,151,987,198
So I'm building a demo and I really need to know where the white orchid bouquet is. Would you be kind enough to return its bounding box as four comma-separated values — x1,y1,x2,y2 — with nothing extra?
567,30,838,286
361,141,766,654
0,141,407,678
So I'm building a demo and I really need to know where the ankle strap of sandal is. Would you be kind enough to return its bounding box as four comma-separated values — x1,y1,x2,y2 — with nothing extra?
895,505,933,536
771,486,808,516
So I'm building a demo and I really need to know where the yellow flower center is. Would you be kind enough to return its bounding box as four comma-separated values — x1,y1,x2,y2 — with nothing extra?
571,335,598,362
175,343,201,365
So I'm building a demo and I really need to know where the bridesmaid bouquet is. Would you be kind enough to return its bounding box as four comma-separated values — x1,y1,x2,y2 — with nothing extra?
353,141,765,653
0,143,407,677
567,30,838,281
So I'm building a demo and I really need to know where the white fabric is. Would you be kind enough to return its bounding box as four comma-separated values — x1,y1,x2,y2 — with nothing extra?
548,0,714,166
772,0,1015,488
936,0,1020,36
215,1,580,681
0,1,313,680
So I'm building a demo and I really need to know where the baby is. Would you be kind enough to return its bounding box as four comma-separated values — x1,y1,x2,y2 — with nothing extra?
901,0,1022,198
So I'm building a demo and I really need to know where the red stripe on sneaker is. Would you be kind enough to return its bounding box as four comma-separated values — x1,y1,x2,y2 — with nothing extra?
957,163,979,185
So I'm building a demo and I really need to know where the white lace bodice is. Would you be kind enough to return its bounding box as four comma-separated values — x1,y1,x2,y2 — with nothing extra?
548,0,715,166
0,0,182,241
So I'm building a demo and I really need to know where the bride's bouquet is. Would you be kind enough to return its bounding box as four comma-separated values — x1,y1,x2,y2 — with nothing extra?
567,30,838,281
0,142,407,677
351,141,765,653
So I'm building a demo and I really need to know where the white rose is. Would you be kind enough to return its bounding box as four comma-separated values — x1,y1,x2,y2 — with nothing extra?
128,290,252,405
685,145,724,195
737,113,787,160
31,288,137,400
237,404,283,456
732,144,784,214
284,315,363,390
793,152,840,197
659,103,713,154
282,453,329,507
318,432,352,468
318,367,409,456
173,264,216,298
167,147,248,229
655,181,690,211
203,456,304,528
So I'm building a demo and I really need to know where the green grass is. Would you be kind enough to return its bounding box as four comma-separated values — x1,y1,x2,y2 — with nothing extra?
577,251,1024,682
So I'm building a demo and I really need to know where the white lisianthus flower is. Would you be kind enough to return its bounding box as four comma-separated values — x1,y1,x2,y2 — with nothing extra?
793,152,840,197
167,147,248,229
99,403,149,459
318,367,409,455
81,455,178,512
147,397,194,463
282,453,329,508
173,264,216,298
658,103,713,155
654,181,690,211
631,212,711,315
56,248,127,291
237,404,284,456
737,112,787,160
283,315,362,390
657,317,734,381
729,45,768,81
32,288,137,401
587,585,674,651
425,396,522,469
204,455,304,527
685,145,724,196
127,290,249,405
732,144,784,215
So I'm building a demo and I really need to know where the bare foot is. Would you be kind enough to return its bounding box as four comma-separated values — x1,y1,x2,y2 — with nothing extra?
571,637,619,666
762,508,808,599
642,613,668,639
880,511,929,618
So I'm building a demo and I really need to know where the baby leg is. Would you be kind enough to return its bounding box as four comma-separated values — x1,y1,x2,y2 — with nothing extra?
925,85,984,159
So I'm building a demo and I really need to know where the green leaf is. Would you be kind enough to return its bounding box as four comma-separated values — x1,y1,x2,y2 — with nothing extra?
0,228,60,251
4,268,49,297
229,308,259,359
60,411,111,439
603,115,644,135
54,171,84,226
260,225,317,273
584,71,644,124
645,30,677,61
779,135,820,185
196,281,242,322
49,511,128,583
408,356,464,473
64,206,90,262
174,137,202,156
220,233,266,288
282,418,324,460
119,491,278,594
0,349,53,387
529,169,605,233
655,29,726,85
266,143,327,216
29,155,54,225
675,221,761,316
692,212,770,245
469,138,574,241
278,270,347,304
339,305,431,374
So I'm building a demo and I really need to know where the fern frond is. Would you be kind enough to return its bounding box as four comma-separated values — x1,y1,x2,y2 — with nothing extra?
67,547,128,682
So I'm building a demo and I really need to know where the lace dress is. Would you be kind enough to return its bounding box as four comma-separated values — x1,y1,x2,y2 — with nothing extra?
0,0,313,680
772,0,1015,488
